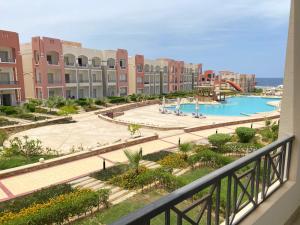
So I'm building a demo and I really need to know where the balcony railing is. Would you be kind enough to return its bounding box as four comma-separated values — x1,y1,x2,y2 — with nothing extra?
0,58,16,63
0,80,18,85
64,62,75,67
111,135,294,225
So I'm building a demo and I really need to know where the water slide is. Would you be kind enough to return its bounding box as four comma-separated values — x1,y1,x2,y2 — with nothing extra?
225,80,243,92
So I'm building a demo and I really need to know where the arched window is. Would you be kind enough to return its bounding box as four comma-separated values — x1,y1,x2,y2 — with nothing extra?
107,58,115,69
78,55,88,67
92,57,101,67
64,54,76,66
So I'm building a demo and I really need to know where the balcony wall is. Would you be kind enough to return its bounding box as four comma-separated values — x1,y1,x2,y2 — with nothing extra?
243,1,300,224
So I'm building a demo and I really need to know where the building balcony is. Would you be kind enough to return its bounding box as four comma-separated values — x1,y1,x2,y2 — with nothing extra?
64,62,76,68
0,58,16,64
0,80,18,85
77,63,88,68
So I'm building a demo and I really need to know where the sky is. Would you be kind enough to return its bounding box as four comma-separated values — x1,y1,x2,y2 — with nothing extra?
0,0,291,78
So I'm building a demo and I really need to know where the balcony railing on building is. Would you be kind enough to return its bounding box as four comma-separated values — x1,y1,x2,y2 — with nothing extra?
0,80,18,85
111,135,294,225
0,58,16,63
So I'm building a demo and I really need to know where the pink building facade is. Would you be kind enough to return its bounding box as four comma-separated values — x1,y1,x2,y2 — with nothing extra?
31,37,65,99
116,49,129,96
0,30,25,105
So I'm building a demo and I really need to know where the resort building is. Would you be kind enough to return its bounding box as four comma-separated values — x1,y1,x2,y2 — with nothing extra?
129,56,202,95
21,37,65,99
0,30,25,105
21,36,130,99
129,56,169,95
62,41,103,99
183,63,202,91
128,54,144,95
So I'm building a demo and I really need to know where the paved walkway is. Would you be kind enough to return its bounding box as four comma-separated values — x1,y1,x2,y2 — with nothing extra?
0,120,273,202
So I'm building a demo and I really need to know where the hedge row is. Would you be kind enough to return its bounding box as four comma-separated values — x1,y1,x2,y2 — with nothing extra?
0,184,72,214
0,189,109,225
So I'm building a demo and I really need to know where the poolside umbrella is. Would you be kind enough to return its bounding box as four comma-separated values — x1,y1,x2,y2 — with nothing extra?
162,96,166,113
176,98,181,115
195,98,200,117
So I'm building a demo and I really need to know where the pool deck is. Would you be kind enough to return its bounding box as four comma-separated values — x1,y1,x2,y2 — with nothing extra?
116,104,280,129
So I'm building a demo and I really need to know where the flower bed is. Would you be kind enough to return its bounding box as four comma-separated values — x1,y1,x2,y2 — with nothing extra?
0,189,109,225
0,184,72,214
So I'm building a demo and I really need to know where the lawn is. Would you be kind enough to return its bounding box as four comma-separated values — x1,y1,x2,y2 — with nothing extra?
0,155,57,170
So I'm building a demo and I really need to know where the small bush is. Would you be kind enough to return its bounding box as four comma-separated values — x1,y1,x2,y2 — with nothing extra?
95,99,107,106
188,149,234,168
158,153,189,169
265,119,271,127
235,127,256,143
109,166,148,189
208,133,231,149
0,118,18,127
142,151,173,162
0,130,8,146
222,142,263,153
0,106,20,115
57,105,77,115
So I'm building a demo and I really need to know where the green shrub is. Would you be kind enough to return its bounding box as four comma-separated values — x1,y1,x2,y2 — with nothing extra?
265,119,271,127
208,133,231,149
158,153,189,169
222,142,263,153
109,166,180,191
34,107,48,114
142,151,173,162
0,130,8,146
0,184,72,214
14,113,47,121
95,99,107,106
188,149,234,168
179,143,194,157
109,166,148,189
0,106,20,115
107,96,128,104
0,118,18,127
57,105,77,115
235,127,256,143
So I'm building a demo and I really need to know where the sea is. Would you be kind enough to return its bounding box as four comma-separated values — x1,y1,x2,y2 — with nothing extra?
256,77,283,88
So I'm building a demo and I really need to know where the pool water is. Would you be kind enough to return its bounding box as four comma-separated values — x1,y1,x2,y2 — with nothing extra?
166,96,280,116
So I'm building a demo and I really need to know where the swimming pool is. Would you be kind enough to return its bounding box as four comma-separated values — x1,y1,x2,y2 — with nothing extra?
166,96,280,116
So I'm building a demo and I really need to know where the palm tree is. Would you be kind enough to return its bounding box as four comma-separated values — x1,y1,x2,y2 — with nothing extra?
124,148,143,174
179,143,193,160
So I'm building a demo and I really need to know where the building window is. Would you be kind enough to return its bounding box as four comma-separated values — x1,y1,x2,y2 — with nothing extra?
137,77,143,84
120,74,127,82
108,72,116,82
120,87,127,96
137,64,143,72
119,59,126,69
107,58,115,69
48,73,54,83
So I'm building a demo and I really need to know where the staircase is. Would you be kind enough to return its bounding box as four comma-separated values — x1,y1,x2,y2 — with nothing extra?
69,176,136,205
